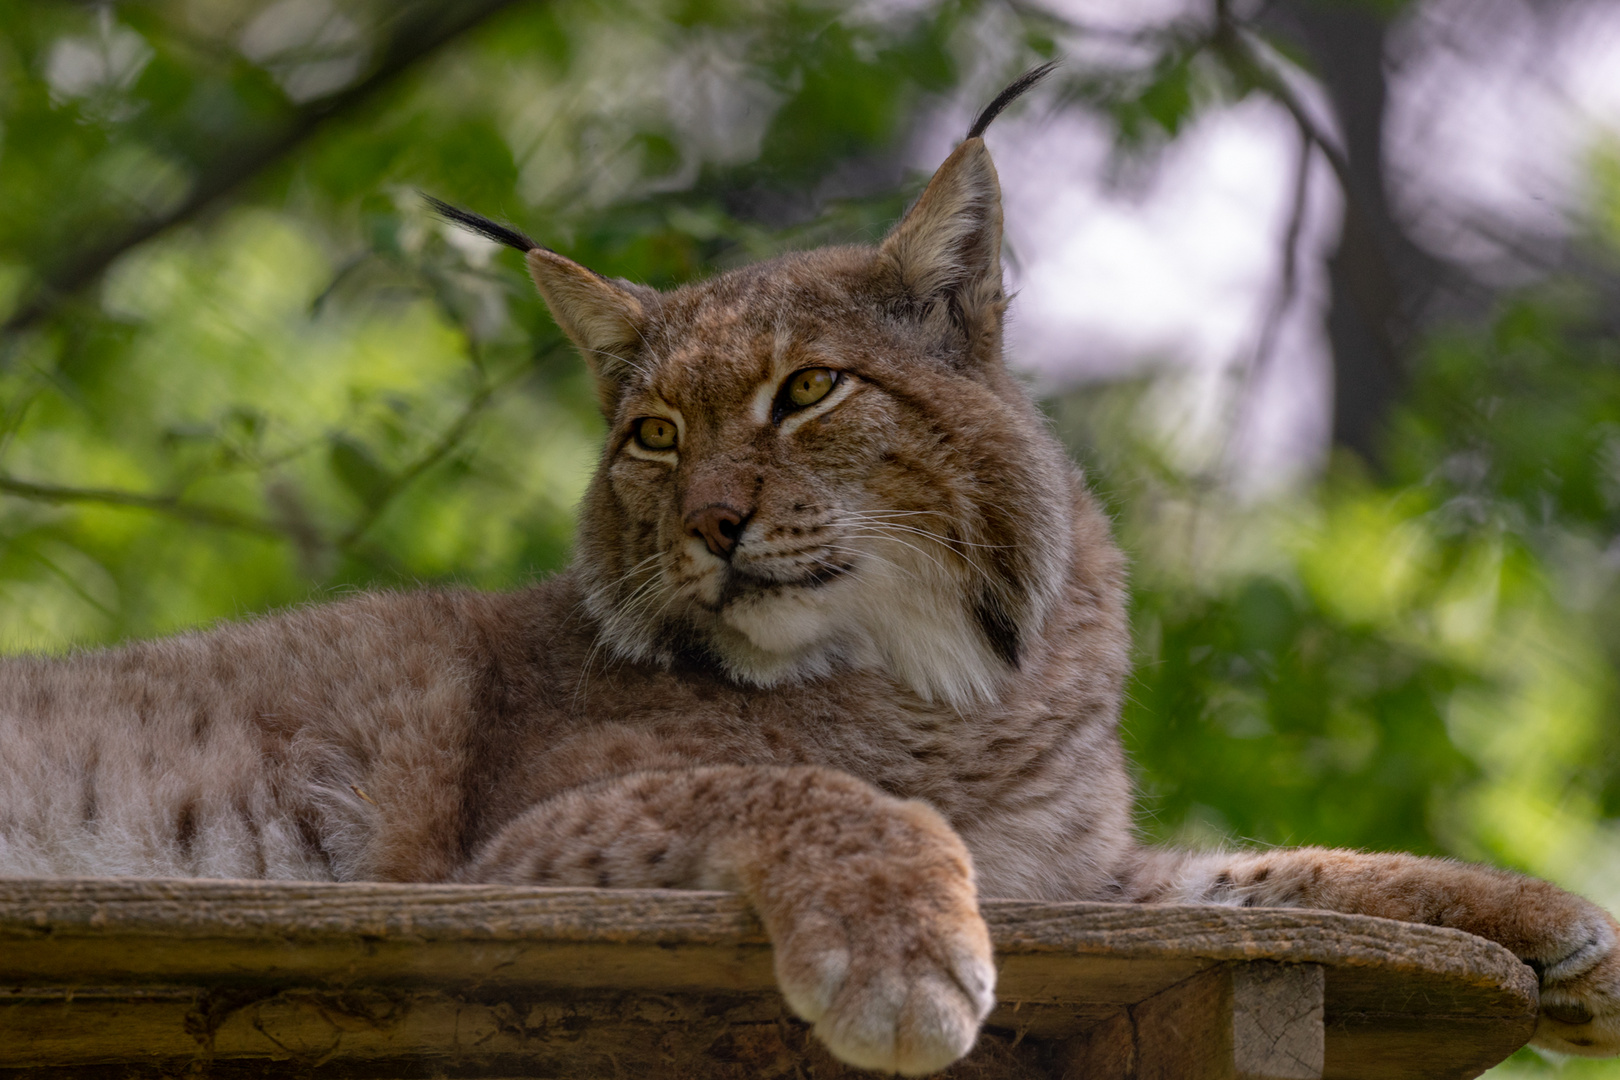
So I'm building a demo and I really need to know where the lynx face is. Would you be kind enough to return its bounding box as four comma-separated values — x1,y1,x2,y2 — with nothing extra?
548,153,1076,709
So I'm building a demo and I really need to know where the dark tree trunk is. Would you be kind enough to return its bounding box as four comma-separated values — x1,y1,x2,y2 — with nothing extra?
1270,1,1444,466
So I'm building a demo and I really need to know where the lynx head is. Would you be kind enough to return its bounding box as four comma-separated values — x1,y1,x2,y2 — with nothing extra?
433,67,1076,708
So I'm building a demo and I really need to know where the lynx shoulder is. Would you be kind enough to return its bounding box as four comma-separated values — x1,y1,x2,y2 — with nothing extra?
0,66,1615,1074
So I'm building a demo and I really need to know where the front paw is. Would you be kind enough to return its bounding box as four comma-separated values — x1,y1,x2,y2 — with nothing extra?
774,896,995,1076
1533,908,1620,1056
765,805,996,1076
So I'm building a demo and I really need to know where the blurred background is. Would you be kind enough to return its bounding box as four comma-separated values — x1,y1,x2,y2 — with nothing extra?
1,0,1618,1071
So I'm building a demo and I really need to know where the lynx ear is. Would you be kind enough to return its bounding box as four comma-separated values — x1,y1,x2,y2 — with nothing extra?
878,62,1055,366
526,249,656,416
879,138,1005,364
420,197,655,415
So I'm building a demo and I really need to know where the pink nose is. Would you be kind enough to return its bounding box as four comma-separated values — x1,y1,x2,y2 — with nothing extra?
686,505,744,558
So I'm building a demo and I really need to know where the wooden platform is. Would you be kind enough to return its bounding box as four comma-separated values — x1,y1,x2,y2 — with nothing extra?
0,879,1537,1079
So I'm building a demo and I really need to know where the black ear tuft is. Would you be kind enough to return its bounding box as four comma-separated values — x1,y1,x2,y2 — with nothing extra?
966,60,1059,140
422,194,540,253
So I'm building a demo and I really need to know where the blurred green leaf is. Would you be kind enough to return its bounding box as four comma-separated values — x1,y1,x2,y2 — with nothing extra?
328,434,390,509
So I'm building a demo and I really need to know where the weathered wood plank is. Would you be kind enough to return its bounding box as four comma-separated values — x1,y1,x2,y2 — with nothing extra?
1129,965,1322,1080
1055,1009,1134,1079
0,988,1054,1080
0,879,1540,1079
1133,967,1239,1080
1053,966,1326,1080
1231,963,1325,1079
1321,1014,1535,1080
0,880,1536,996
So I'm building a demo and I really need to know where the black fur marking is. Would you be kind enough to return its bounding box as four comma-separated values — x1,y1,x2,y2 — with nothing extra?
974,593,1021,667
175,800,199,859
294,809,334,873
422,195,540,253
967,61,1059,140
78,747,100,824
235,798,267,878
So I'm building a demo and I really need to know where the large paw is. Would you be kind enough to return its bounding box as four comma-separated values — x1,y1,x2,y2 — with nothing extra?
1532,906,1620,1056
765,804,996,1076
773,896,995,1075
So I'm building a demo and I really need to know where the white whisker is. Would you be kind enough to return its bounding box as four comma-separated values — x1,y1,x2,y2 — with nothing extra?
833,525,997,586
835,511,1013,551
575,550,670,704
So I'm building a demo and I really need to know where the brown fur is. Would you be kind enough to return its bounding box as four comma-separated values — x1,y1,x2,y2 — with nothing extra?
0,91,1615,1074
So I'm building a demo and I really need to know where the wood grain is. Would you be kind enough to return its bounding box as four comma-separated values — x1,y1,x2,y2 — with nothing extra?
1125,964,1322,1080
0,879,1539,1079
1231,963,1325,1079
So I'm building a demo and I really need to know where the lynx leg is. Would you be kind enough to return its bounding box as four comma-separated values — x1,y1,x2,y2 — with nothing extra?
462,765,995,1076
1124,845,1620,1056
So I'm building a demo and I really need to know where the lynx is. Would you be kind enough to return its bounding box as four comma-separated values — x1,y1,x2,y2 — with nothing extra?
0,66,1615,1076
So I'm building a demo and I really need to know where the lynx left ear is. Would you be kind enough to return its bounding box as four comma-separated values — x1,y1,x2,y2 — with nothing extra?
879,138,1006,364
526,249,657,417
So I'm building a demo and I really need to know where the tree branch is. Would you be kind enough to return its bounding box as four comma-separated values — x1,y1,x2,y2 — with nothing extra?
337,377,500,549
1210,20,1355,216
3,0,528,337
0,475,283,537
1217,1,1436,464
1250,124,1313,391
1219,123,1314,483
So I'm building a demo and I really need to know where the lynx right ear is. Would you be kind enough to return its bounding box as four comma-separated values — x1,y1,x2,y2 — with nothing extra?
877,62,1055,368
879,138,1006,366
526,250,656,416
881,138,1004,306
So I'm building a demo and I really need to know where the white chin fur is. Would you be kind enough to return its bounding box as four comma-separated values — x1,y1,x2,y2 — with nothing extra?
722,586,840,654
714,537,1007,711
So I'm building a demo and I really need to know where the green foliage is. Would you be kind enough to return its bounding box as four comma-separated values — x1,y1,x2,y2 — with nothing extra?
0,0,990,648
3,5,1620,1074
1054,287,1620,869
1113,51,1198,143
1052,290,1620,1074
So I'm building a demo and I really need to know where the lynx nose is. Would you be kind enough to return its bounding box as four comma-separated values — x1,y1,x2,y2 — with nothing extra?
686,504,745,559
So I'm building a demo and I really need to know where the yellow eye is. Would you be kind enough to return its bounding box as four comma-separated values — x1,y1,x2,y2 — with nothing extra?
786,368,836,408
635,417,677,451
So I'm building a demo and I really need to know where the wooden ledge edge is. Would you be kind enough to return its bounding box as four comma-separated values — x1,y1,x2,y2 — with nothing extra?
0,877,1536,998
